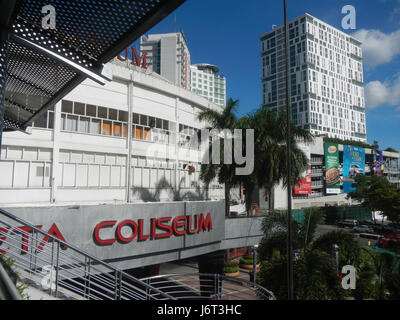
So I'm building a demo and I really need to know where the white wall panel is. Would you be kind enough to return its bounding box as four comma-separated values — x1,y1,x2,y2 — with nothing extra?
88,165,100,187
14,162,29,187
76,164,88,187
0,162,13,188
99,165,111,187
62,164,76,187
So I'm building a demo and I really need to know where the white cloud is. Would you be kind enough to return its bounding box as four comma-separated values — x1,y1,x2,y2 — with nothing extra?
352,29,400,68
365,76,400,109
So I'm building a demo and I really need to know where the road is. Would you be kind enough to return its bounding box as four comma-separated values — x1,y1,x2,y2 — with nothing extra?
315,224,376,247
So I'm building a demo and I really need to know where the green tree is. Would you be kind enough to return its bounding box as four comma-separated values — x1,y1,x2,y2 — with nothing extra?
347,175,400,222
300,207,325,250
197,98,241,217
258,210,302,261
257,249,345,300
239,107,312,212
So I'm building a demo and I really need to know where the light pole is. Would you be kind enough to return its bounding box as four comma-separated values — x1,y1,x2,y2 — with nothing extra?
283,0,294,300
253,244,259,286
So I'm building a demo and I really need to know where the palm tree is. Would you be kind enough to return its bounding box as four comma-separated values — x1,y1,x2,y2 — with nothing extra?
240,107,313,212
197,98,240,217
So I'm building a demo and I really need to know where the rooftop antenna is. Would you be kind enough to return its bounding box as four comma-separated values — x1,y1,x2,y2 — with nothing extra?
174,13,176,33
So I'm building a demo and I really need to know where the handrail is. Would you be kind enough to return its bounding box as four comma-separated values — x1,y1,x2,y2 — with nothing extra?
0,208,175,300
0,258,21,300
141,272,276,300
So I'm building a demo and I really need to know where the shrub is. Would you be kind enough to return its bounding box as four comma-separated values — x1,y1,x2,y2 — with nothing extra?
239,255,260,265
223,261,239,274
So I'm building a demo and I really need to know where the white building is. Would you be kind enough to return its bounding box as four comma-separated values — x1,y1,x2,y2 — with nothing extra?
190,64,226,108
260,13,367,142
140,31,191,90
0,58,226,205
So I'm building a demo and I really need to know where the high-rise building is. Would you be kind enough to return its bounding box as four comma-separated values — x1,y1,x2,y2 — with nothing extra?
190,64,226,108
140,31,191,89
260,13,367,142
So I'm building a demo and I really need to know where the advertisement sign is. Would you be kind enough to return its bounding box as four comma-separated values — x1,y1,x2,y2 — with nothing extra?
294,139,312,195
324,143,341,194
372,150,384,176
343,145,365,194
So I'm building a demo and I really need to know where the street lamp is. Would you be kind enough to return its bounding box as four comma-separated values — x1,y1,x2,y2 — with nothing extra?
283,0,294,300
253,244,259,286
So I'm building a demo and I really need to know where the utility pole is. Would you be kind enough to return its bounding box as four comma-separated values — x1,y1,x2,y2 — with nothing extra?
283,0,294,300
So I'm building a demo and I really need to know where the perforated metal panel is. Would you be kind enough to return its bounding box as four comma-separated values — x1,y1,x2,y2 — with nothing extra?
0,0,186,132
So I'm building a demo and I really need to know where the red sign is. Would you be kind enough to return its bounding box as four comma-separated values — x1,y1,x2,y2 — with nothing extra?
294,165,312,195
117,46,147,69
93,213,213,246
0,223,67,255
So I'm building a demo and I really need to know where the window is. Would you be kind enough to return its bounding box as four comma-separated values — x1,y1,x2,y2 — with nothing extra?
74,102,85,115
62,100,73,113
86,105,97,117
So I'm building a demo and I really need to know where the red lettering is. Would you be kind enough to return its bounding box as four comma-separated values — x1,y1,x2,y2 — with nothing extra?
93,221,116,245
117,47,147,69
150,218,156,240
116,220,138,243
117,48,129,62
16,226,33,254
38,223,67,251
172,216,187,236
0,227,9,254
155,217,172,239
186,215,199,234
138,219,150,241
131,47,147,69
198,213,213,232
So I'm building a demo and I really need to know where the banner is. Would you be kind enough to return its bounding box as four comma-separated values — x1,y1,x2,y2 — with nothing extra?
324,143,341,194
294,139,312,195
372,150,384,176
343,145,365,194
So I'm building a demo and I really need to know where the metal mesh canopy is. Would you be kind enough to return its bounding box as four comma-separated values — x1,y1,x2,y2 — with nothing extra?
0,0,185,132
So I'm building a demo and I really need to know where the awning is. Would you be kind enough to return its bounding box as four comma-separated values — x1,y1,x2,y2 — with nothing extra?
0,0,185,133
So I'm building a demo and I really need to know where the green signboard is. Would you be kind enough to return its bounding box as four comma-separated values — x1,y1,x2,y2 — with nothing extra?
324,143,341,194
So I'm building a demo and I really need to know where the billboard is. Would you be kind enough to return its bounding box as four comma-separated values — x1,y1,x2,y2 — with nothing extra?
324,143,341,194
294,139,312,195
343,145,365,194
372,150,384,176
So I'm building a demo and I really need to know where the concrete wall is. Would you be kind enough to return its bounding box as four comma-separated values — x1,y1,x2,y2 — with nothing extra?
1,202,264,270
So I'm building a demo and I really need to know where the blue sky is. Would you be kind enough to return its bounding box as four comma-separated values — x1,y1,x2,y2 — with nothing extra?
134,0,400,151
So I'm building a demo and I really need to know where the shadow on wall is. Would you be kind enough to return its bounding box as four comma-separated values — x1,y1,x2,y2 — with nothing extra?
131,176,209,202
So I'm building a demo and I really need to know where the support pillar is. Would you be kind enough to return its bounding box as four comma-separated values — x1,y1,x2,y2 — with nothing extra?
0,30,8,156
50,102,61,202
198,250,225,298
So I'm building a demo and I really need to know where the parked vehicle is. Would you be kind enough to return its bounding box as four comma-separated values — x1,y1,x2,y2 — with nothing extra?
373,224,396,234
360,220,375,226
349,164,364,178
359,233,382,241
353,225,374,233
337,219,358,228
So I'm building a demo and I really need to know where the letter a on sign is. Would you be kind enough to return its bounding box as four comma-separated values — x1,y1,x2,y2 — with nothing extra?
341,5,356,30
42,5,57,30
341,265,356,289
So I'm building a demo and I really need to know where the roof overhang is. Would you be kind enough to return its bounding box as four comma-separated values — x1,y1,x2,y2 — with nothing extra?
0,0,186,133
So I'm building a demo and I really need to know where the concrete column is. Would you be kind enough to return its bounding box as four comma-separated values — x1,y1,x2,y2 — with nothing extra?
50,101,61,202
198,250,225,298
0,30,8,155
174,97,180,198
126,78,134,203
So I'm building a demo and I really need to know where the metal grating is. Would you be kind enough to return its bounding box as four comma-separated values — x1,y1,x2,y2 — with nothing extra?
0,0,186,133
